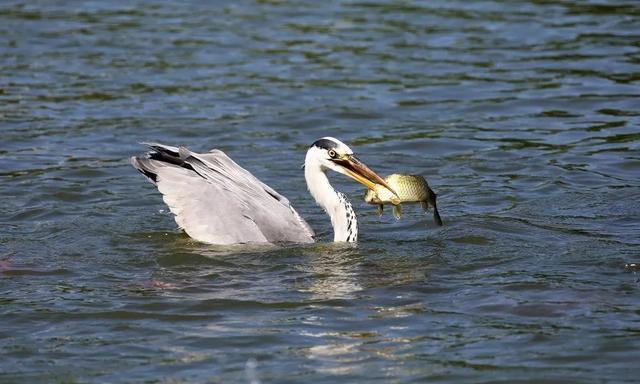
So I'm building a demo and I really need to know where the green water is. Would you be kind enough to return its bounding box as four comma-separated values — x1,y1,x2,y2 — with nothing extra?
1,0,639,382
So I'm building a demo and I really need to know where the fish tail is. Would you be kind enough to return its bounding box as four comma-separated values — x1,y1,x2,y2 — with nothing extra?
432,205,443,226
428,189,443,226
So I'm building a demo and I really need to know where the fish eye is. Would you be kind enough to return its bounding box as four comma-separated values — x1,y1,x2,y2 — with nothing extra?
328,149,337,158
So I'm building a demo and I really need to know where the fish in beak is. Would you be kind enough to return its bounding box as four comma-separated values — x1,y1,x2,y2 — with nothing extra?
333,155,398,196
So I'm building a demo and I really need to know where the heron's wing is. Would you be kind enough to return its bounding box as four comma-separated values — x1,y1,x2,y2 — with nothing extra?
131,143,314,245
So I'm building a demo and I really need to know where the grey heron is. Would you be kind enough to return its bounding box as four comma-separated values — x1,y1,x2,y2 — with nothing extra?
131,137,394,245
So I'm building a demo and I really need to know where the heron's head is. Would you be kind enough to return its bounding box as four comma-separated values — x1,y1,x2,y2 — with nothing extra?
306,137,396,194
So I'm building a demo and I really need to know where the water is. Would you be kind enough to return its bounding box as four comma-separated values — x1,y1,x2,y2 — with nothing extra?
1,0,639,382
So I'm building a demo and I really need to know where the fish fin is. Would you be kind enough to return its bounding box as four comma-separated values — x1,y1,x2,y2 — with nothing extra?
433,206,443,226
429,191,443,226
392,204,402,220
391,197,401,205
421,200,429,211
377,204,383,216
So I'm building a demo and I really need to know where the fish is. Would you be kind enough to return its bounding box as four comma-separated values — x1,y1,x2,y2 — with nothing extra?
363,174,443,226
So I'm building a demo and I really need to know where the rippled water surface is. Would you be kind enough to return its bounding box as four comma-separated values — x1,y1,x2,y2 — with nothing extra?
2,0,640,382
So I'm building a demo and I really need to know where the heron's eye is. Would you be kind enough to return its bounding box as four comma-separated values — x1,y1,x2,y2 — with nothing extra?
328,149,337,158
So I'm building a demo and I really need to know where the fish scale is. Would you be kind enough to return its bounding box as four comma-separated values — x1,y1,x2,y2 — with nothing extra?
364,174,443,226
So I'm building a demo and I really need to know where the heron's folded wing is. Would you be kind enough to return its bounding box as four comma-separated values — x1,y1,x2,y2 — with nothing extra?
181,148,315,242
131,145,314,244
162,173,269,243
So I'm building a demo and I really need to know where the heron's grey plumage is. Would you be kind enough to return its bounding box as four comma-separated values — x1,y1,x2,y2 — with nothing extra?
131,143,314,245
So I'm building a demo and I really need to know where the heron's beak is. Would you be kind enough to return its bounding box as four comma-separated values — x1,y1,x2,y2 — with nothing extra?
333,155,397,196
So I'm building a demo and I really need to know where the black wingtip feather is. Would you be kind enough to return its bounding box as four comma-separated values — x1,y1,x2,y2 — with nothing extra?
146,146,196,173
138,168,158,183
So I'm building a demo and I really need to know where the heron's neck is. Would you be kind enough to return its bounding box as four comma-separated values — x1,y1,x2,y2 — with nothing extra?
305,164,358,242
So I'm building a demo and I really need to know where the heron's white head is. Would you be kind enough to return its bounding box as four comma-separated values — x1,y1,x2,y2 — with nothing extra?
305,137,396,193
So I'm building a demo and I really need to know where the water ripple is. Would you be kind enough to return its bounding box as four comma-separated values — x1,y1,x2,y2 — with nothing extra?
1,0,639,382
